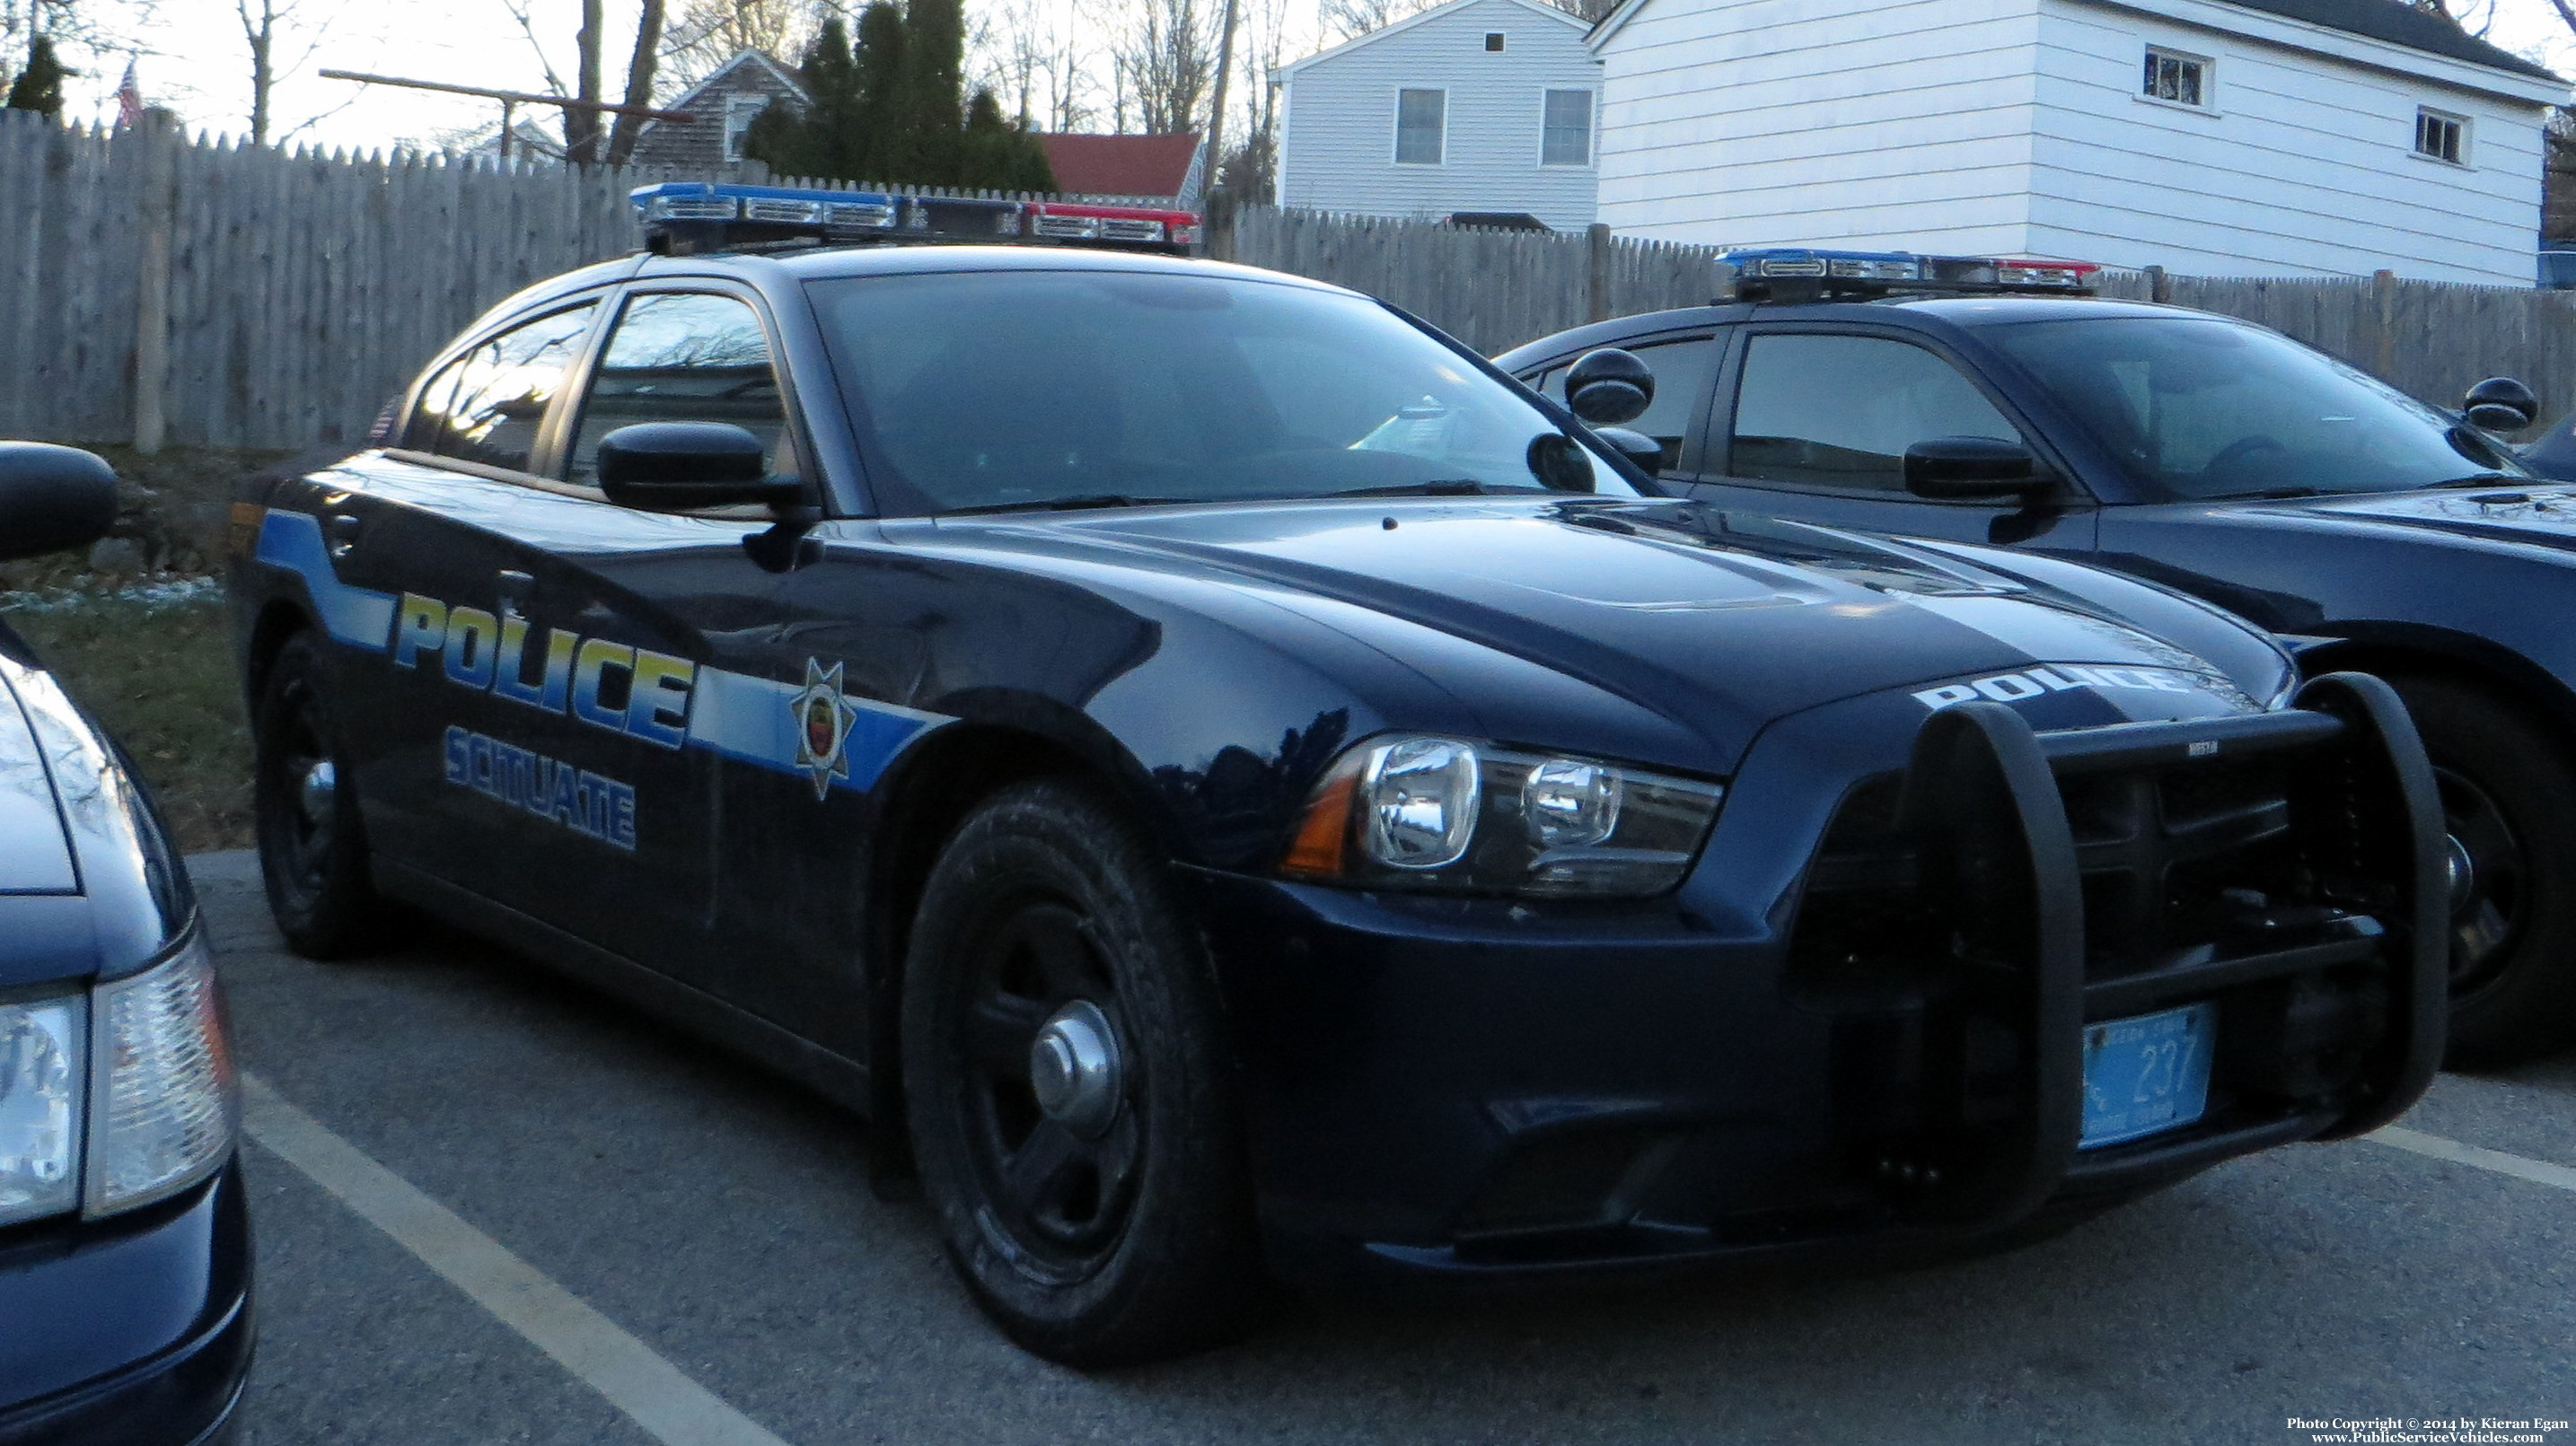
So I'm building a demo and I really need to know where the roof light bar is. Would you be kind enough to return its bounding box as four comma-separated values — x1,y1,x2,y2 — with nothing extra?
1718,248,2101,302
630,182,1200,258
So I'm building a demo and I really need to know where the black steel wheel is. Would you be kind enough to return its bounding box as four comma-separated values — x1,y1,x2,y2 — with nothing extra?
2387,674,2576,1065
252,631,381,958
902,779,1270,1366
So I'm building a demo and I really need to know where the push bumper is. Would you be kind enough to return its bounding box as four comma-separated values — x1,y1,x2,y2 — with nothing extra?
0,1161,254,1446
1196,674,2446,1287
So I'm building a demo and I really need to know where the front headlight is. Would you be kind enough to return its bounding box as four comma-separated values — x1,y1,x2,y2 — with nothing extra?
89,934,235,1216
0,995,85,1228
1282,735,1724,898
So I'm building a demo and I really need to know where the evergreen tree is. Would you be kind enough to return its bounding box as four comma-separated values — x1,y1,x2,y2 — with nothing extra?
900,0,964,184
746,1,1057,193
962,89,1055,194
4,36,66,117
849,2,908,180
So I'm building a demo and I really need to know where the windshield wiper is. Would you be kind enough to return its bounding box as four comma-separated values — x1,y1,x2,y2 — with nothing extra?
946,493,1201,514
2422,473,2530,490
2234,486,2331,500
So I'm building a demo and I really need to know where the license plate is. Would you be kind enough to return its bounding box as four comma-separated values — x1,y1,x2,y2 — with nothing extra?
2079,1003,2215,1149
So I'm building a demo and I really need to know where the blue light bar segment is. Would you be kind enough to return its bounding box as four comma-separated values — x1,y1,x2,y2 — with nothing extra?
630,181,901,234
1720,248,1925,282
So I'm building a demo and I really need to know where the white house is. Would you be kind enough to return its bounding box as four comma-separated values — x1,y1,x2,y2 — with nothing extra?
1274,0,1604,231
1588,0,2568,284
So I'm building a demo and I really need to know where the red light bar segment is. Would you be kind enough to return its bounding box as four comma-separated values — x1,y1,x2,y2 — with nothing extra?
1995,259,2101,288
1026,202,1200,250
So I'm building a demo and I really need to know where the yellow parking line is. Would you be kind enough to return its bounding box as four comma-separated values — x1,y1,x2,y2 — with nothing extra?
2369,1124,2576,1195
240,1073,796,1446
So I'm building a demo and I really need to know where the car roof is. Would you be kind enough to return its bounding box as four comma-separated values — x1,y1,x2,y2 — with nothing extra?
1495,294,2239,365
645,243,1364,296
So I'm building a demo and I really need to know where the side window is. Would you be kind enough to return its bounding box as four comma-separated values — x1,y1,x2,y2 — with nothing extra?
567,293,799,488
1530,337,1720,471
403,304,596,473
1728,333,2020,493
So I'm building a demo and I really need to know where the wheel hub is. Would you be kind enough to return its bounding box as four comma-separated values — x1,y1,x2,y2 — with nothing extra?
2445,833,2476,913
1028,1000,1122,1139
296,758,337,826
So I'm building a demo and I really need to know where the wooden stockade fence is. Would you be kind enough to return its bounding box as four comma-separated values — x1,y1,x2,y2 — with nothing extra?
7,105,2576,451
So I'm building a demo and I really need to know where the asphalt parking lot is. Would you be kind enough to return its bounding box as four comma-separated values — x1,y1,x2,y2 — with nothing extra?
192,850,2576,1446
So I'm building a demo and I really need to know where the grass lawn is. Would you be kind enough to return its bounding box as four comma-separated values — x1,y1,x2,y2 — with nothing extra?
6,589,252,854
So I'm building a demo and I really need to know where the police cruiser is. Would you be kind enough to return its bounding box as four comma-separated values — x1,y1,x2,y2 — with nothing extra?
231,195,2445,1365
1503,246,2576,1065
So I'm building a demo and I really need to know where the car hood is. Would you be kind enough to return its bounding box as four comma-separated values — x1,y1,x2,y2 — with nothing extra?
966,497,2278,767
2241,484,2576,553
0,640,189,986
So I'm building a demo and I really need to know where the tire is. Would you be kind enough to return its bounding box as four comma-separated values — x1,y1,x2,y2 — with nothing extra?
2385,674,2576,1066
901,778,1271,1367
252,632,382,958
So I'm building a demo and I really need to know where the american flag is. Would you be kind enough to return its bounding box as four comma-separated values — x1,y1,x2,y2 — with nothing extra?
114,61,142,129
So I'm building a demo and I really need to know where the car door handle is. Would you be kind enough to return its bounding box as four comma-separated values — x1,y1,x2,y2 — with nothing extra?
496,570,536,616
324,513,362,558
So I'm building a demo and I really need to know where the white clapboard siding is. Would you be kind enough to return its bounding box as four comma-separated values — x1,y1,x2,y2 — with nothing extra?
1276,0,1603,231
1595,0,2045,255
2026,0,2545,283
1593,0,2561,283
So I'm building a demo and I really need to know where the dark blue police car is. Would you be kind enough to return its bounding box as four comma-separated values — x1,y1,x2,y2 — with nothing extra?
1,444,251,1443
229,193,2445,1365
1501,249,2576,1065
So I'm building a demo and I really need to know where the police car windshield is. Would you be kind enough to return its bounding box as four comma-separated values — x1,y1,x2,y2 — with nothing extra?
1983,315,2521,502
804,270,1630,514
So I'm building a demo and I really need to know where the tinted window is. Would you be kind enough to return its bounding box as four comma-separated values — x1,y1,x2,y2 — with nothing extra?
1983,316,2518,500
567,293,797,487
1534,337,1719,471
405,304,595,472
805,269,1629,514
1729,333,2018,492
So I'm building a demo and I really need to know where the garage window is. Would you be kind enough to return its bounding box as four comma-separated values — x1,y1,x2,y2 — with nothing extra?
1542,89,1593,166
1395,89,1446,164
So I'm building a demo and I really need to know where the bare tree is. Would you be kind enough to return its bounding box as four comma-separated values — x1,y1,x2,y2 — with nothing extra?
1111,0,1212,135
1316,0,1434,44
567,0,605,162
662,0,823,88
604,0,667,163
234,0,345,145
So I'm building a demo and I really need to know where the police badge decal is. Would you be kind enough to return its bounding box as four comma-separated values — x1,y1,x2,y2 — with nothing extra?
790,658,862,800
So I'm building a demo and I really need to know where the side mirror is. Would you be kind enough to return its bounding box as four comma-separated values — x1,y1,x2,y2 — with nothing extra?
2464,377,2538,433
1564,347,1654,426
597,423,802,512
1592,425,1666,476
0,443,119,564
1903,435,2044,501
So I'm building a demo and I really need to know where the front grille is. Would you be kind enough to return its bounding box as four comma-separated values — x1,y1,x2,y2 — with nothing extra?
1780,684,2435,1225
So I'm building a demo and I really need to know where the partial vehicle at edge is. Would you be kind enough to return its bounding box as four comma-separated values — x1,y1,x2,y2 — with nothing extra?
0,442,251,1446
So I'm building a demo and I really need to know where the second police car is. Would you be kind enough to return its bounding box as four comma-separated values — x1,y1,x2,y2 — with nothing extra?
1502,250,2576,1066
229,189,2445,1366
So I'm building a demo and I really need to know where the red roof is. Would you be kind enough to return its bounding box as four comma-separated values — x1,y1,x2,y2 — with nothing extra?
1037,133,1202,199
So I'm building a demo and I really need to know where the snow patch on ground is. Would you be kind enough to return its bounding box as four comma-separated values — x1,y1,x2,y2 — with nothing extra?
0,574,224,614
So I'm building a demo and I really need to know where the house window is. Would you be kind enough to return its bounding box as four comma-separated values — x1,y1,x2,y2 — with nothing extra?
1542,89,1594,166
724,95,769,162
1484,31,1505,51
2416,107,2467,164
1395,89,1446,165
2142,47,2209,108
